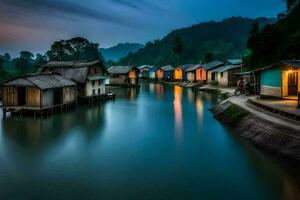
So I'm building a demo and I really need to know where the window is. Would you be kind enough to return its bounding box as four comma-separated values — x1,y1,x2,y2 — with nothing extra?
221,72,224,78
92,80,95,87
98,80,101,85
98,89,101,94
92,89,96,95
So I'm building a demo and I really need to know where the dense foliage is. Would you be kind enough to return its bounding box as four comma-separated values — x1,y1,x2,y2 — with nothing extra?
47,37,103,61
117,17,275,66
246,3,300,68
0,37,101,81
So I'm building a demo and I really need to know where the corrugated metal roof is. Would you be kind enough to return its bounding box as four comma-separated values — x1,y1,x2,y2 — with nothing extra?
108,66,136,74
186,64,202,72
202,61,224,70
177,64,195,71
3,73,76,89
43,67,89,84
213,65,242,73
87,75,106,81
41,60,102,68
161,65,174,71
226,59,242,65
254,60,300,72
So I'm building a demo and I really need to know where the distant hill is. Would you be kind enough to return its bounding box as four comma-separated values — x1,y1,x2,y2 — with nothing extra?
247,3,300,68
118,17,276,66
100,43,144,62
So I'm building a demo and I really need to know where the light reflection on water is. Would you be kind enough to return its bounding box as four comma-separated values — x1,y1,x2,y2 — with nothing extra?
0,83,300,200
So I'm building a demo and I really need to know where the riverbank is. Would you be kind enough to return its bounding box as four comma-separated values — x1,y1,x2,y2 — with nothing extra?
211,97,300,164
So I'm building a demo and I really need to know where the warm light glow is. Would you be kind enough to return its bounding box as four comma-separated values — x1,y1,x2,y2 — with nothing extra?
174,86,183,143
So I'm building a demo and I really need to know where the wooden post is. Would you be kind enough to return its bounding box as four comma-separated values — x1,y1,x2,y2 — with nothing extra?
298,92,300,108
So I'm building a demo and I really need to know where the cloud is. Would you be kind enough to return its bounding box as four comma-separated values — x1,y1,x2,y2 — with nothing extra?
112,0,164,11
0,0,134,26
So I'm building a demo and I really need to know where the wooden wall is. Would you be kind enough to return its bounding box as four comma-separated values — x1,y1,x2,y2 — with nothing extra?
63,87,76,103
129,69,138,79
174,68,183,80
196,68,206,81
41,89,54,108
2,86,18,106
156,69,164,80
26,87,41,108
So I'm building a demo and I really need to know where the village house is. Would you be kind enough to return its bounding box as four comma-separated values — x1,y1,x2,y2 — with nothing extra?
174,64,195,81
138,65,154,79
1,73,77,117
155,65,174,81
257,60,300,99
108,66,140,86
161,65,174,81
202,61,225,83
213,64,242,87
40,60,106,100
149,66,159,80
186,64,206,83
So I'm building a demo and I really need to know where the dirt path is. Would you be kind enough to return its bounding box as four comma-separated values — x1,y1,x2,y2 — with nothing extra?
229,96,300,131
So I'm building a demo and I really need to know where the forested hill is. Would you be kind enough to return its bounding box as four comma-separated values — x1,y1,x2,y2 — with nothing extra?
100,43,143,62
118,17,275,66
247,3,300,68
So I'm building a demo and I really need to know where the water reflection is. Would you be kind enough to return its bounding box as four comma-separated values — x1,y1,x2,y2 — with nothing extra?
1,105,105,148
155,84,164,99
173,85,183,142
107,87,139,100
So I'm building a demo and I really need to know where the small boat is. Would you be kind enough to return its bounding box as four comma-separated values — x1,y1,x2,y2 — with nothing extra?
105,92,116,100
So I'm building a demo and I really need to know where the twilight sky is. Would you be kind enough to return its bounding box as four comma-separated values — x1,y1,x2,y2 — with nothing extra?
0,0,285,57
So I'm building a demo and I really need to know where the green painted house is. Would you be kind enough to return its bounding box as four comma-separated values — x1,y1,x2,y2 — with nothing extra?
258,60,300,99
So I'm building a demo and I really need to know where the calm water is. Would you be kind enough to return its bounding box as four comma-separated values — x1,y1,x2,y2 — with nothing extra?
0,83,300,200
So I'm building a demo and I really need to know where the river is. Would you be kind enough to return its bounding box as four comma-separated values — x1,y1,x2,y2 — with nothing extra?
0,83,299,200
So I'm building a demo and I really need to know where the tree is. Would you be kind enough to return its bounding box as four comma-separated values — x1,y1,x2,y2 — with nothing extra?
20,51,34,60
286,0,297,10
48,37,102,61
15,51,36,74
35,53,48,66
204,52,214,63
172,35,183,64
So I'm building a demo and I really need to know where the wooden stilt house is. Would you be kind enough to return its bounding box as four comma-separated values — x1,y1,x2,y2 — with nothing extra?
2,73,77,116
107,66,140,86
40,60,107,100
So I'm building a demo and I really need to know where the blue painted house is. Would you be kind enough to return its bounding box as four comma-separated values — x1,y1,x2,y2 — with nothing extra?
149,66,159,80
161,65,174,80
258,60,300,99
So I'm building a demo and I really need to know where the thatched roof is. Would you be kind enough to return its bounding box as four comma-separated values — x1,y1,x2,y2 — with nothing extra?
41,60,102,68
108,66,139,74
202,61,224,70
3,73,76,90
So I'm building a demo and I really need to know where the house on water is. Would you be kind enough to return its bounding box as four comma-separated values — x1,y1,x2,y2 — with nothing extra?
213,64,242,87
186,64,206,83
174,64,195,81
202,61,224,83
2,73,77,116
155,65,174,81
108,66,140,86
40,60,106,100
138,65,154,79
258,60,300,99
149,66,159,80
161,65,174,81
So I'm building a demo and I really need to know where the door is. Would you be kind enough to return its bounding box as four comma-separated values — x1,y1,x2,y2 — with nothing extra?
288,72,298,96
17,87,26,106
